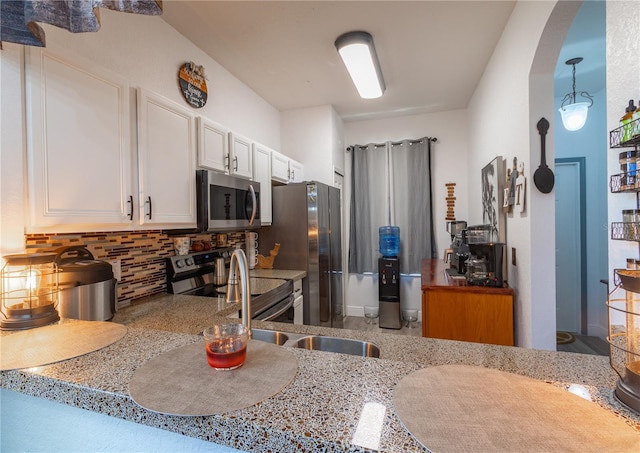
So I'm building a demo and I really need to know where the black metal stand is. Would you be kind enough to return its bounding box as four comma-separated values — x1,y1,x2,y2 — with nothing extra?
378,257,401,329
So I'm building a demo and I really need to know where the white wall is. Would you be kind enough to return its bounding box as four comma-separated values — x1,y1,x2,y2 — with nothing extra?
280,105,344,186
554,87,609,338
0,9,281,257
342,109,469,316
606,0,640,326
467,0,572,349
607,1,640,277
38,10,281,150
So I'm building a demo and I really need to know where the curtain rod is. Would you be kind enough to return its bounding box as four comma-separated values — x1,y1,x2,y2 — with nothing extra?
346,136,437,152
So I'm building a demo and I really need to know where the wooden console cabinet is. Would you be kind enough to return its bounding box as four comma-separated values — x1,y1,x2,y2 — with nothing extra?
421,259,514,346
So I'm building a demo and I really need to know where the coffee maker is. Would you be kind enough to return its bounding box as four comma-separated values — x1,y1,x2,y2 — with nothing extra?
447,221,468,274
466,242,505,287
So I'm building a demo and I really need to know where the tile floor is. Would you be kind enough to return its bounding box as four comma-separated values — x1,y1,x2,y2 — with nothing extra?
344,317,609,356
343,315,423,337
556,334,610,356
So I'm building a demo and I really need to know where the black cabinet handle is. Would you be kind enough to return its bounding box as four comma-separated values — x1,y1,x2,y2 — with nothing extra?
225,153,230,171
233,156,238,172
146,196,152,219
128,195,133,220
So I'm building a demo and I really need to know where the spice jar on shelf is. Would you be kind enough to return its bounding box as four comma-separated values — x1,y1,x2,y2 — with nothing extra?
619,150,637,190
621,100,637,142
623,209,640,240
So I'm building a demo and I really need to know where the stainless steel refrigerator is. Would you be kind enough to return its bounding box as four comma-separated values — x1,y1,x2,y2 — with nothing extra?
259,182,343,328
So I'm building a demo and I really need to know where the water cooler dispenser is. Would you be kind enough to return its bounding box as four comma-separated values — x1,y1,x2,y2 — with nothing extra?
378,226,402,329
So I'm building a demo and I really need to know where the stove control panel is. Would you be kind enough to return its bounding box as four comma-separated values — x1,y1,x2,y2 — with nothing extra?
166,247,233,279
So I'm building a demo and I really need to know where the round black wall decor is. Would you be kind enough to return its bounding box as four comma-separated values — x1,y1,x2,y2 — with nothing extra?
178,62,208,108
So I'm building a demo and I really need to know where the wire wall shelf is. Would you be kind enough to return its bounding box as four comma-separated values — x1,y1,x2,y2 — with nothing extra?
610,118,640,149
611,222,640,242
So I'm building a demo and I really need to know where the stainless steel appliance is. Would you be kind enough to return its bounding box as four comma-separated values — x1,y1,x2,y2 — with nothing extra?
196,170,261,232
466,242,505,287
213,257,227,286
446,221,467,240
450,230,470,276
466,224,494,243
379,257,401,329
259,182,343,328
55,246,116,321
166,249,295,323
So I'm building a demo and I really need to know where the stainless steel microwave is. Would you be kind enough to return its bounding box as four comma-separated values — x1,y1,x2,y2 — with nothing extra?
196,170,261,232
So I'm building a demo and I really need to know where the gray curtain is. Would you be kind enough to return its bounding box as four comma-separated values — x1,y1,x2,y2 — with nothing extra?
390,139,436,273
349,137,436,274
348,143,388,273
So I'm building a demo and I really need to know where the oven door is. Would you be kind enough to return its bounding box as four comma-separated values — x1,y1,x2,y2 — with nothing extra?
197,170,261,231
253,294,295,323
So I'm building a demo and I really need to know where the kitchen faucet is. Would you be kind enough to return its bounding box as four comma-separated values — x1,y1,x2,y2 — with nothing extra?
225,249,251,337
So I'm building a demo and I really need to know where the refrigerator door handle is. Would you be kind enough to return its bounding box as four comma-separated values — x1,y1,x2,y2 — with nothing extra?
248,184,257,225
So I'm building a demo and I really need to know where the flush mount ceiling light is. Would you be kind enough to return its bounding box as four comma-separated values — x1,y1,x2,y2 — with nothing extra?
558,57,594,131
335,31,386,99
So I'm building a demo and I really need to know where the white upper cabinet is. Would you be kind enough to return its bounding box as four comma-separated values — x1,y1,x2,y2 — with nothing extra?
271,150,305,183
228,132,253,179
271,151,291,183
289,158,305,183
197,117,229,173
137,89,197,227
252,143,273,225
25,48,134,232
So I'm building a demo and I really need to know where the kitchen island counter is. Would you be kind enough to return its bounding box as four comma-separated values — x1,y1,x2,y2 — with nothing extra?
2,293,639,452
249,268,306,280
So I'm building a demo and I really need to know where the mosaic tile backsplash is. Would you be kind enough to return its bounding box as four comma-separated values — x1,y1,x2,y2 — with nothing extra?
25,231,245,309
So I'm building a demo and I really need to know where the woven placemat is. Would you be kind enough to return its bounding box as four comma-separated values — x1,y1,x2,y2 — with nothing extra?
393,365,640,453
129,339,298,416
0,321,127,371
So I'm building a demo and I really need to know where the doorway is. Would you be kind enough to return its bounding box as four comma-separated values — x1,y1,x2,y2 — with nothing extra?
555,158,587,334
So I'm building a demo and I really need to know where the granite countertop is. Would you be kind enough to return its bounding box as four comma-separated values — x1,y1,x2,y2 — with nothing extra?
421,258,513,294
250,268,306,280
2,292,640,452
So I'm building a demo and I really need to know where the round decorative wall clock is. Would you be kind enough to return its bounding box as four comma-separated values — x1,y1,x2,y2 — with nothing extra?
178,62,208,108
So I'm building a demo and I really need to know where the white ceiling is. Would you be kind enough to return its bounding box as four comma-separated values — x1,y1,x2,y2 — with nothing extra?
553,0,606,98
162,1,604,122
161,1,516,122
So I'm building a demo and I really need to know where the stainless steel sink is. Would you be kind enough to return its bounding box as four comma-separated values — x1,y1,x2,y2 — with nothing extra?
294,336,380,358
251,329,290,346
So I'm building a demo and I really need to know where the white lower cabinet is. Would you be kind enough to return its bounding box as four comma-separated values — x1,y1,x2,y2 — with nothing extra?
252,143,273,225
26,48,134,231
137,89,197,227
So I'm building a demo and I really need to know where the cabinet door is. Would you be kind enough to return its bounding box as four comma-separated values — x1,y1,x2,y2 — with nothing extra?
137,89,197,227
228,132,253,179
289,158,305,183
423,288,514,346
25,49,133,231
271,151,290,183
252,143,272,225
197,117,229,173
